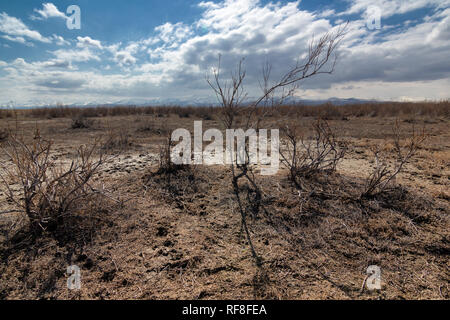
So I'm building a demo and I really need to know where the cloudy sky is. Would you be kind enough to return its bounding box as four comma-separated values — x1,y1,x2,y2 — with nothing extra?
0,0,449,107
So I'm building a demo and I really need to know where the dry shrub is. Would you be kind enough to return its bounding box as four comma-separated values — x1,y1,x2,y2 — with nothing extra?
156,134,188,174
11,100,450,121
136,118,170,136
0,109,13,119
71,115,93,129
362,121,427,198
177,109,191,118
136,118,154,133
280,118,347,188
101,130,133,153
0,133,106,235
0,128,9,142
142,134,202,214
273,100,450,119
158,135,172,173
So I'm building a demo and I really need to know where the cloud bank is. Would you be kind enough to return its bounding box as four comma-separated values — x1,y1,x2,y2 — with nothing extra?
0,0,449,106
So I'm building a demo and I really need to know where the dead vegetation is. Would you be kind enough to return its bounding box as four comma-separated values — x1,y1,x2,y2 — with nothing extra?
70,115,93,129
203,23,349,266
280,118,347,188
0,128,8,142
2,100,449,122
141,133,202,215
0,131,107,237
101,130,133,154
0,108,448,300
362,121,427,198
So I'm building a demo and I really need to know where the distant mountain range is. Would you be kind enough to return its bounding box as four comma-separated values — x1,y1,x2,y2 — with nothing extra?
2,97,380,109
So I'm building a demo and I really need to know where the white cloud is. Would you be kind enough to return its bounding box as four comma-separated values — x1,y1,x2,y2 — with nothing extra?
426,8,450,42
138,0,335,85
51,48,100,63
9,57,71,71
298,79,450,101
31,3,67,20
106,42,141,67
342,0,450,18
319,9,336,18
154,22,193,44
106,43,121,54
52,34,70,46
0,12,51,43
77,36,103,49
1,35,31,46
114,51,137,67
114,49,138,67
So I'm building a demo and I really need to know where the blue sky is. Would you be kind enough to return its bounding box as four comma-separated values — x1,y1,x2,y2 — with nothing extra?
0,0,449,106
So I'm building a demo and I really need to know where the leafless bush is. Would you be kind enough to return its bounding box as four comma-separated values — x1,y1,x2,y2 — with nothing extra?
280,118,347,188
11,101,450,121
206,23,348,264
0,109,13,119
362,121,426,198
136,117,155,133
142,132,196,214
101,130,133,153
156,134,188,174
0,128,8,142
136,118,170,136
0,133,106,234
158,135,173,173
71,115,93,129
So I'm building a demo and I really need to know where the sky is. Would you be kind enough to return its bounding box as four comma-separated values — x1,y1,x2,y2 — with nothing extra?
0,0,449,107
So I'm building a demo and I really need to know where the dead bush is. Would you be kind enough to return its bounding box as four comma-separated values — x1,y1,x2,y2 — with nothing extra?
136,118,170,136
0,133,106,235
0,128,9,142
206,23,348,265
156,134,188,174
280,118,347,188
158,135,172,173
361,121,426,198
71,115,93,129
141,133,199,214
101,130,133,153
0,109,13,119
136,119,154,133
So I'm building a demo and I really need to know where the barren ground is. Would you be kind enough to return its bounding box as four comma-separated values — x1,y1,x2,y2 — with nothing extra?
0,112,449,300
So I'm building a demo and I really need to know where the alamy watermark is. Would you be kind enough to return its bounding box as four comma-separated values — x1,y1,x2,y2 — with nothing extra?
365,265,381,290
67,265,81,290
366,6,381,30
170,121,280,175
66,5,81,30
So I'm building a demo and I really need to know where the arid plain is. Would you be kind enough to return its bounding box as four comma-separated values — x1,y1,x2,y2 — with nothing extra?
0,102,448,299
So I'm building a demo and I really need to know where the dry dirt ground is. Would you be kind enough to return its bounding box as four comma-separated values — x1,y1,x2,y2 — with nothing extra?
0,113,449,300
